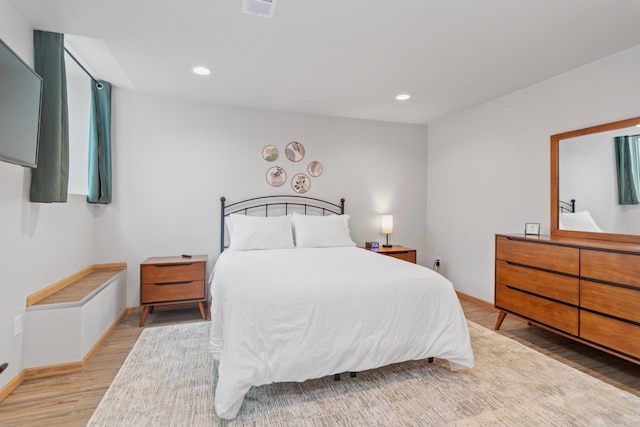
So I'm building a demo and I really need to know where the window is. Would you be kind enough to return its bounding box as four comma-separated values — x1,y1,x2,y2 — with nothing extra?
64,48,91,195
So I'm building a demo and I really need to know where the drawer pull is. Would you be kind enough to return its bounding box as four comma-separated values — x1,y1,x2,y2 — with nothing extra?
154,263,192,267
155,280,194,286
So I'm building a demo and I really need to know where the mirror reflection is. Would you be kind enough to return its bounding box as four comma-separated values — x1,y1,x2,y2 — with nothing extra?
559,125,640,235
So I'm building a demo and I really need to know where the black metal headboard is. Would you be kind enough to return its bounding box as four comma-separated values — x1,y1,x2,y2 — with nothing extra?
560,199,576,213
220,195,345,253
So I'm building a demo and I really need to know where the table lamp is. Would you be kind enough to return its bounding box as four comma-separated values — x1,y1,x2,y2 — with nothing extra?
381,215,393,248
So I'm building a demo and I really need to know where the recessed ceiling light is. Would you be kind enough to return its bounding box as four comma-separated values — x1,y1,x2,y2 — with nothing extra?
395,94,410,101
192,66,211,76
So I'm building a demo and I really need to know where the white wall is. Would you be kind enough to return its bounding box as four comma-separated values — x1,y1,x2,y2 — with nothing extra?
95,91,428,306
426,45,640,303
0,0,97,390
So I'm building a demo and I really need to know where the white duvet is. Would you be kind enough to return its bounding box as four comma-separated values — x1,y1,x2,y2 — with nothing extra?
209,247,474,419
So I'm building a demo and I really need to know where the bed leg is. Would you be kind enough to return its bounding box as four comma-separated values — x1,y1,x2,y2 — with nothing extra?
350,372,357,378
334,374,341,381
428,357,434,363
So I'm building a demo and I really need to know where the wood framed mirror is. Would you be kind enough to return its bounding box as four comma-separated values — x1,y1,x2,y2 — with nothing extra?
551,115,640,244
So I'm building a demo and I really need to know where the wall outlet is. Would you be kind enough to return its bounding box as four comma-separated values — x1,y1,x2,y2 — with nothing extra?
13,314,22,337
435,257,442,267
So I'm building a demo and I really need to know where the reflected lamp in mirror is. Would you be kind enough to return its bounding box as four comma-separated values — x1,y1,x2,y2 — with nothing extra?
381,214,393,248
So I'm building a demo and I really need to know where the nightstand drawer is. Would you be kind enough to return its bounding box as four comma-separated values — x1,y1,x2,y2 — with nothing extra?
141,262,204,284
366,246,417,264
384,251,416,263
141,280,205,303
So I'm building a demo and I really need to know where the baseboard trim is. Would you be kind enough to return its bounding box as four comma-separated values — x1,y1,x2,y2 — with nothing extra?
81,308,128,366
24,308,128,381
456,291,495,310
23,361,84,381
1,307,129,401
0,371,24,402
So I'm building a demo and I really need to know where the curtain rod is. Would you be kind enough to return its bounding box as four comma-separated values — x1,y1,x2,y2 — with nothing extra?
63,48,104,89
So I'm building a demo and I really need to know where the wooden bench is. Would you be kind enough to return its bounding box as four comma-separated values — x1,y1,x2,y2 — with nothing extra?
23,263,127,379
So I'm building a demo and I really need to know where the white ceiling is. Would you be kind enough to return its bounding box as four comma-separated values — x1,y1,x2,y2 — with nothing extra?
9,0,640,124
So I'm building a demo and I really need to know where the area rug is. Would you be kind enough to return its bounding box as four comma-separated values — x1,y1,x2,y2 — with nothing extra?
88,321,640,426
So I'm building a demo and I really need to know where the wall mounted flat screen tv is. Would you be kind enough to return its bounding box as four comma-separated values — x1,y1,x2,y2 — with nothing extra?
0,37,43,168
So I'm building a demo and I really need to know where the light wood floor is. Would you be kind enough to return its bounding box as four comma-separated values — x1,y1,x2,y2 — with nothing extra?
0,300,638,427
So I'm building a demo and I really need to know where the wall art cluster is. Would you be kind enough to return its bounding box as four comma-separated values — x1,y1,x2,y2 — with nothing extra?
263,141,323,194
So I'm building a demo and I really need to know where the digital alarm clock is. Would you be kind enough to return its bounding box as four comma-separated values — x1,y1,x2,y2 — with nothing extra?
365,241,379,249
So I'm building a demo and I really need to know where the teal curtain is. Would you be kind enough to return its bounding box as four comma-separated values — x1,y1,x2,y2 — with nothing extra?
615,135,640,205
87,80,112,204
30,30,69,203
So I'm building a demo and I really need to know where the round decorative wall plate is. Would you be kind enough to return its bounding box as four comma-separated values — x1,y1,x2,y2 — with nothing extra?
307,160,323,177
291,173,311,194
262,145,279,162
266,166,286,187
285,141,305,162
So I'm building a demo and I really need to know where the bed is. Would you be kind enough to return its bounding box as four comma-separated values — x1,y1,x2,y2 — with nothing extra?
559,199,603,232
209,196,475,419
559,198,576,213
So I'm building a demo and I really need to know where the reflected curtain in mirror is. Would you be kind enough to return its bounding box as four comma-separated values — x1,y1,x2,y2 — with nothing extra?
615,135,640,205
30,30,69,203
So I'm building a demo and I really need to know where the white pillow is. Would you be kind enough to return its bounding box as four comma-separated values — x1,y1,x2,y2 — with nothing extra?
292,212,356,248
226,214,294,251
559,211,603,232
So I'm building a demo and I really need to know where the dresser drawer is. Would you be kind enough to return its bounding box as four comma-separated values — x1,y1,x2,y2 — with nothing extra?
496,236,579,275
580,310,640,359
141,262,204,284
580,280,640,324
495,283,578,335
581,250,640,289
141,280,205,303
496,260,578,305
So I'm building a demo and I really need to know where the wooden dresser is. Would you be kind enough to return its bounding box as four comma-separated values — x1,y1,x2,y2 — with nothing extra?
495,234,640,364
139,255,208,326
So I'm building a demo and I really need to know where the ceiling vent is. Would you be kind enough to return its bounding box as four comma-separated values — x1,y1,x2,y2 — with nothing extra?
242,0,278,18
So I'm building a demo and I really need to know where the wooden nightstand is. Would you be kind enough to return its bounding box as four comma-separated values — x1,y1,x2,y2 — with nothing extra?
366,245,417,263
139,255,208,327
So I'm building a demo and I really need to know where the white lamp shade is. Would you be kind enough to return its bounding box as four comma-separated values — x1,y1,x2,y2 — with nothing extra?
381,215,394,234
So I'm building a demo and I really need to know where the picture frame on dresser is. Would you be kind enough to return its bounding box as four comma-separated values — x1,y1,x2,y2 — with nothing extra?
524,222,540,236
